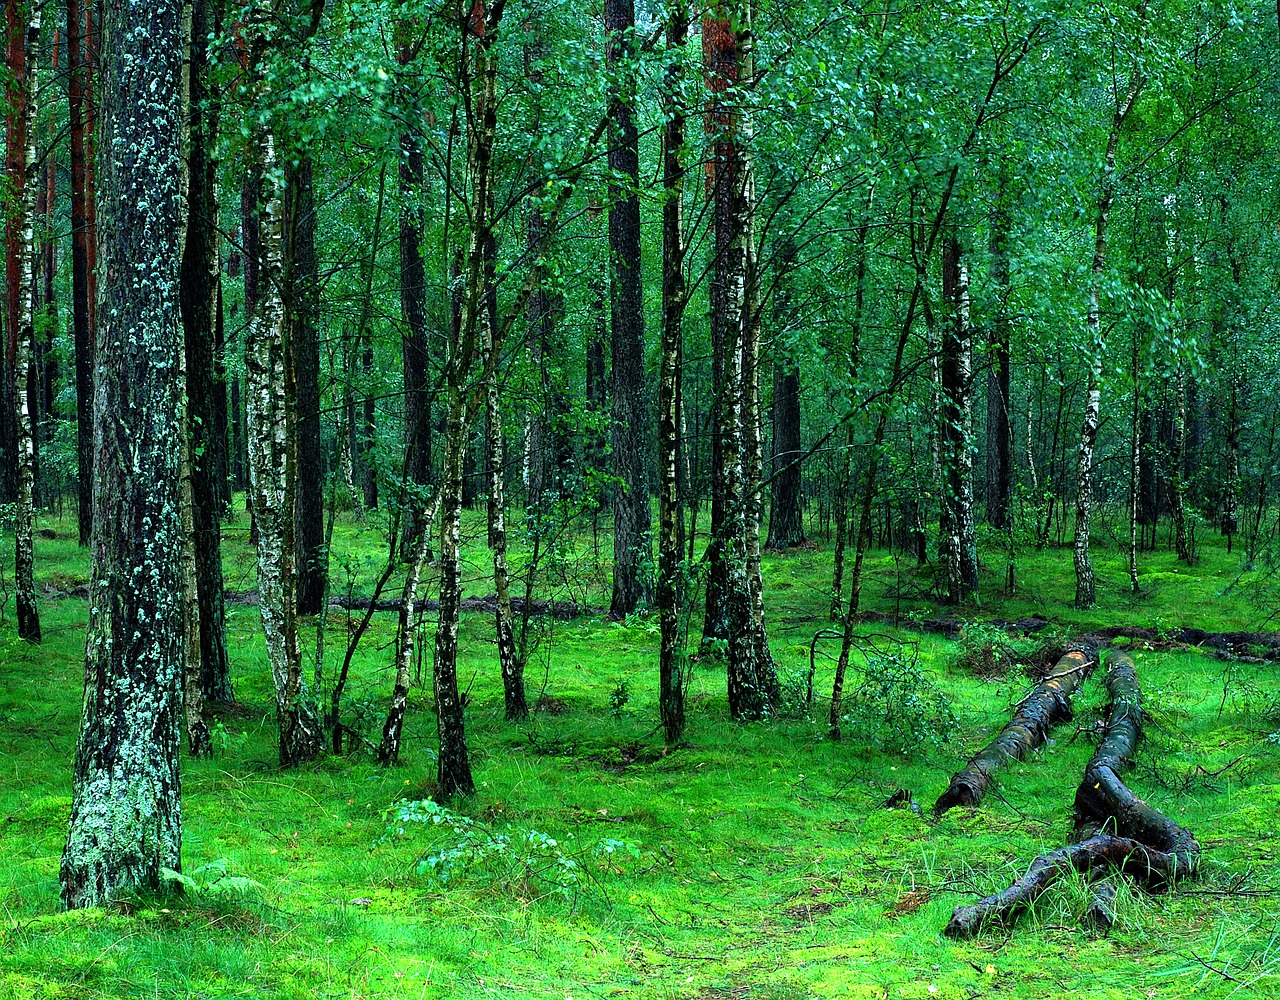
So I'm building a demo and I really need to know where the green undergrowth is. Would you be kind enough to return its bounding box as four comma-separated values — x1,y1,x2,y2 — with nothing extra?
0,507,1278,998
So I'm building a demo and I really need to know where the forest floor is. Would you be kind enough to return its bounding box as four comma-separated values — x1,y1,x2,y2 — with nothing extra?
1,503,1278,999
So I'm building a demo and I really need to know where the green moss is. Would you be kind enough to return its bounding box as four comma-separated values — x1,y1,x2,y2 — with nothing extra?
0,506,1277,997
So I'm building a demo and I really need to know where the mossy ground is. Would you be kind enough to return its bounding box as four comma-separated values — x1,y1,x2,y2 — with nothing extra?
1,503,1278,999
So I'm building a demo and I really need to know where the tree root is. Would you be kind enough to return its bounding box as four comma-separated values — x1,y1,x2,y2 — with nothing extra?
934,643,1097,816
943,651,1200,938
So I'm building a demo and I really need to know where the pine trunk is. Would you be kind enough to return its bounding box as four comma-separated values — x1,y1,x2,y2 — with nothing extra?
181,0,231,704
61,0,184,908
606,0,652,617
985,177,1013,530
286,156,325,615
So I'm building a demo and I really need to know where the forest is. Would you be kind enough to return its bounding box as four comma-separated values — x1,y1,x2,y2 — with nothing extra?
1,0,1279,996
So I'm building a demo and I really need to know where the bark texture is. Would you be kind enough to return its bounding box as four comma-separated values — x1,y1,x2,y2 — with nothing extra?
181,0,231,704
934,644,1096,816
245,132,323,767
7,0,39,642
939,234,978,604
606,0,652,617
1075,70,1142,610
61,0,185,908
658,0,688,744
945,652,1200,938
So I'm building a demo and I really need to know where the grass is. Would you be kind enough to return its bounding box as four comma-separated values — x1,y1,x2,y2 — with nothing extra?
0,502,1278,999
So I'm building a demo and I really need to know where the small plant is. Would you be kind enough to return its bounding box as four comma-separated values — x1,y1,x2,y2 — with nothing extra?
379,799,639,901
842,648,957,754
608,679,630,717
161,858,265,898
210,719,249,755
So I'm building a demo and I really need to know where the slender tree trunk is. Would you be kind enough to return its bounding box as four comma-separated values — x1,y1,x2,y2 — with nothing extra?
658,0,688,744
182,0,231,704
1074,69,1143,610
245,131,323,767
1170,364,1191,563
738,35,777,702
1128,333,1141,594
399,26,432,557
284,155,325,615
377,497,437,765
830,200,872,616
606,0,652,617
939,234,979,604
8,0,40,642
767,238,804,549
986,172,1014,530
61,0,184,908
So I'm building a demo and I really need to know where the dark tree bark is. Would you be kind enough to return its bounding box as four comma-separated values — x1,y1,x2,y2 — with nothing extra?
985,174,1014,530
934,644,1096,816
181,0,232,705
285,156,326,615
658,0,688,744
60,0,184,908
399,24,432,557
606,0,652,618
767,239,804,550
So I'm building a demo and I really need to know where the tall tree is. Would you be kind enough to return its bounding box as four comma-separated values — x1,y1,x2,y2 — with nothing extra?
985,170,1014,531
658,0,688,743
939,233,979,604
1074,67,1143,610
61,0,184,908
766,241,804,551
606,0,652,617
398,14,432,559
7,0,40,642
182,0,232,704
286,152,326,615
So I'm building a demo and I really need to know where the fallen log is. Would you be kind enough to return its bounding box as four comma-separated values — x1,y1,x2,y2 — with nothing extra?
933,642,1097,816
943,651,1200,938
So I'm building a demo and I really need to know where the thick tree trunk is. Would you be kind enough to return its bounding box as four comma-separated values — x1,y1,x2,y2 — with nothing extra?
245,132,323,767
60,0,184,908
939,234,979,604
182,0,231,704
658,0,688,745
7,0,40,642
285,156,325,615
606,0,652,617
1075,70,1142,610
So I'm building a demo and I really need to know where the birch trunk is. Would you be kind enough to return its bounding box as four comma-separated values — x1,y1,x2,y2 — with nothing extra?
939,234,979,604
1074,69,1143,610
483,303,524,720
8,0,39,641
378,496,438,765
245,131,323,767
67,0,93,545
